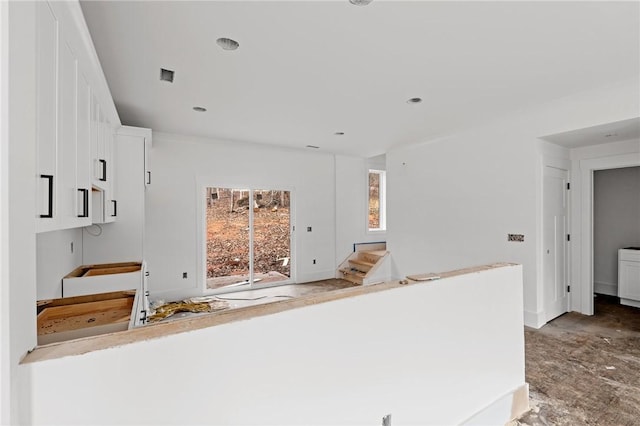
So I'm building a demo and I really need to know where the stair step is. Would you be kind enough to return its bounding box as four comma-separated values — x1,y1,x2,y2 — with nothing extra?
339,269,364,285
362,250,387,257
349,258,375,267
340,268,365,277
358,250,386,264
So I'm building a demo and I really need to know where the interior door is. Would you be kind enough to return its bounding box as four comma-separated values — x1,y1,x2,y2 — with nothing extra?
543,166,570,322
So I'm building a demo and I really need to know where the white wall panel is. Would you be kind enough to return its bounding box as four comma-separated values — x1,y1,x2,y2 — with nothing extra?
145,133,337,298
27,265,526,426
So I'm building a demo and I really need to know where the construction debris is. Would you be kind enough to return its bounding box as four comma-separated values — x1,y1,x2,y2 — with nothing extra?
148,299,229,322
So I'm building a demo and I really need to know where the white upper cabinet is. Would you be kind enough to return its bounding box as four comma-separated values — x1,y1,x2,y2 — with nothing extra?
76,68,92,224
35,2,58,232
57,36,78,229
35,1,120,233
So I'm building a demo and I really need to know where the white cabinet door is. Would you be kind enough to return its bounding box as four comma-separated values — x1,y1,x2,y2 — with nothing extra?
90,93,102,187
57,35,78,229
619,260,640,301
104,122,117,223
76,69,92,225
36,2,58,232
144,136,152,187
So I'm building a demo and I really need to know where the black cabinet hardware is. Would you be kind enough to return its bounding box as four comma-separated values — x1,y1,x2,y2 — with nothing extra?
99,159,107,181
146,171,151,185
77,188,89,218
40,174,53,218
111,199,117,217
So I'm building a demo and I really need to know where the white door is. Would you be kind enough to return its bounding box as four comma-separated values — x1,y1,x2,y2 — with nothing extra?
543,166,570,322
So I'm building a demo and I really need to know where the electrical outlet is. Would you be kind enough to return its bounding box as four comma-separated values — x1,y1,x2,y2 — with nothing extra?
508,234,525,242
182,272,188,279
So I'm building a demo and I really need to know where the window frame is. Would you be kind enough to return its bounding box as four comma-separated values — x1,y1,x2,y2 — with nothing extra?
367,169,386,233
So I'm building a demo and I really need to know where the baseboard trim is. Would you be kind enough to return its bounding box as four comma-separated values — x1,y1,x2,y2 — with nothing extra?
594,281,617,297
461,383,529,425
523,309,546,329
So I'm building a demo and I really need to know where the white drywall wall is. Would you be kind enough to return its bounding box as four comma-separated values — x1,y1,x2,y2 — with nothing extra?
26,264,525,426
6,3,38,424
36,228,83,299
386,77,639,327
593,166,640,295
335,155,386,266
0,1,9,422
145,132,338,298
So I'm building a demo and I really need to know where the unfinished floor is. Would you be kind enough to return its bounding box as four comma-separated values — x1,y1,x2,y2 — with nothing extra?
518,295,640,426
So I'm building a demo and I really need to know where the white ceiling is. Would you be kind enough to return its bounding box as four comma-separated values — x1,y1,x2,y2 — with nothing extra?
80,1,640,157
541,117,640,149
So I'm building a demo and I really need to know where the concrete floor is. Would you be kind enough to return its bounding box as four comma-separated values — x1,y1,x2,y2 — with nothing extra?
517,295,640,426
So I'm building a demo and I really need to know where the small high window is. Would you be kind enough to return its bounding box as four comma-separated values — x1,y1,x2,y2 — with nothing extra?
368,169,386,232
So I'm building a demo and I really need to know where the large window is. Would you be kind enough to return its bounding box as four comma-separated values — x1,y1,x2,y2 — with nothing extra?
368,170,386,232
205,187,292,291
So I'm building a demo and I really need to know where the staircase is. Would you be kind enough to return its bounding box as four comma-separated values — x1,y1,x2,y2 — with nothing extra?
338,243,390,286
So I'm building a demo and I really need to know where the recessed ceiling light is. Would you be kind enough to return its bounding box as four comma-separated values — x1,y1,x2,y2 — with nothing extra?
335,132,345,136
160,68,175,83
407,97,422,104
306,145,320,149
349,0,373,5
193,106,207,112
216,37,240,51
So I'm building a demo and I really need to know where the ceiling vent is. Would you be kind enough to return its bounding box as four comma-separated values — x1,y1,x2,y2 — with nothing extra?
160,68,175,83
216,37,240,51
349,0,373,5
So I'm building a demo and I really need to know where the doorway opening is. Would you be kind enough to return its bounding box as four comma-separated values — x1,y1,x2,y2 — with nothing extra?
205,188,292,291
592,166,640,313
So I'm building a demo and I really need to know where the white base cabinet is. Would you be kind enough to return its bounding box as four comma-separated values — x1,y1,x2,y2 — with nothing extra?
618,248,640,308
62,262,142,298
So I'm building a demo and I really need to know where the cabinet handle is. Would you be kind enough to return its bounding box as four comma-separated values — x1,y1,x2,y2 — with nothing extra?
99,159,107,181
40,174,53,218
146,171,151,185
77,188,89,218
111,199,117,217
140,309,147,324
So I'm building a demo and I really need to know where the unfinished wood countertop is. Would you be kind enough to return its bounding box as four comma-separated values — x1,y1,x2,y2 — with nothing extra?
22,262,515,363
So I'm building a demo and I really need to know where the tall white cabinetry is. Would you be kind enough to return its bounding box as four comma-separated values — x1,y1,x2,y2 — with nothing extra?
35,1,119,233
91,95,117,224
83,127,151,264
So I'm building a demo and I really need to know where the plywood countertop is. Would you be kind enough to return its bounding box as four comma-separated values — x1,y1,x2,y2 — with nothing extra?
23,262,516,363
